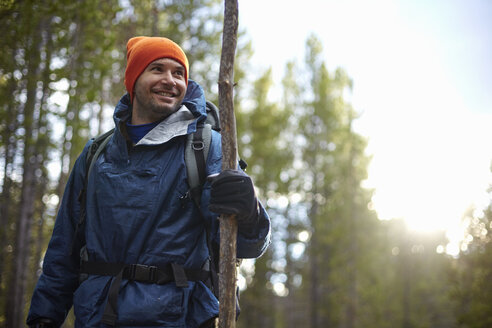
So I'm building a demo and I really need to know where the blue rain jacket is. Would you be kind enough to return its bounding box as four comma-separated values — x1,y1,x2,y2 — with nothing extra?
27,80,271,327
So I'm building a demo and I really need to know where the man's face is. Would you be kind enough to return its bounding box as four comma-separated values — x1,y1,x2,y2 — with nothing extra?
131,57,187,124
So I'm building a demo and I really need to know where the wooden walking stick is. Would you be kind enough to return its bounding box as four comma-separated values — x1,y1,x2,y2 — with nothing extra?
218,0,239,327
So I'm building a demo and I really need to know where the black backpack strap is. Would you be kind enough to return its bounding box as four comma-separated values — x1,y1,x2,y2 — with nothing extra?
80,261,209,285
184,122,245,303
87,129,113,180
70,129,114,256
205,100,221,131
185,123,212,207
101,267,124,326
206,232,220,298
80,261,210,326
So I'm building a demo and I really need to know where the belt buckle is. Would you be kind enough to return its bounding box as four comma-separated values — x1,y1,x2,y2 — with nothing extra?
128,264,158,283
148,265,157,283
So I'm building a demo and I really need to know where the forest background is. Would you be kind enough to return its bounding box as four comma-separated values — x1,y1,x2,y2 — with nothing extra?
1,0,492,328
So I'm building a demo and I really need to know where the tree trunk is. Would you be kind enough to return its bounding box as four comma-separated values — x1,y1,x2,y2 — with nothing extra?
55,9,84,211
29,22,54,287
307,134,323,327
218,0,239,327
284,206,297,328
309,198,319,328
344,113,358,328
402,236,412,328
0,75,19,289
6,13,46,328
151,1,159,37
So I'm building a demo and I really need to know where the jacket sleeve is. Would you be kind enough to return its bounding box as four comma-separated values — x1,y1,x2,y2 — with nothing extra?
27,142,91,327
202,131,271,259
235,200,271,258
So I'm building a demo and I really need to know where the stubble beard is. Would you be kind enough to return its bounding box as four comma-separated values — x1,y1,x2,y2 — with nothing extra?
134,91,182,123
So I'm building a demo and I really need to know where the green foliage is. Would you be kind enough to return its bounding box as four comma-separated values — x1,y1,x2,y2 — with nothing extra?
238,33,464,328
1,2,491,327
0,1,231,326
237,68,293,194
451,199,492,328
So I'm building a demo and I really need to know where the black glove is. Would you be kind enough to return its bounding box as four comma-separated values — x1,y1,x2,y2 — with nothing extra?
28,318,55,328
208,169,259,226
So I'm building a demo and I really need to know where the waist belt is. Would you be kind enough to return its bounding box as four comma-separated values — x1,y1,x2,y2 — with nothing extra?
80,261,210,326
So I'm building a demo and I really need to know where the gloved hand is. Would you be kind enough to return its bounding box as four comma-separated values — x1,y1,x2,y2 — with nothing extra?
208,169,259,226
28,318,55,328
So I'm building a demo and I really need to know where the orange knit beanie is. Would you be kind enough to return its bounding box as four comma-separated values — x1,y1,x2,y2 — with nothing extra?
124,36,189,101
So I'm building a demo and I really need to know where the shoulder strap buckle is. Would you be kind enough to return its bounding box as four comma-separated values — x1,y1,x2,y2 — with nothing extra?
192,140,205,151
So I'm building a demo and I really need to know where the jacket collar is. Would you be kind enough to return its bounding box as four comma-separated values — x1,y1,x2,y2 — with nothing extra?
136,105,195,145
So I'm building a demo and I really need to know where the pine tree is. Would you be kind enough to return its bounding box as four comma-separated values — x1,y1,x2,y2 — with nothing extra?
0,1,237,326
452,189,492,328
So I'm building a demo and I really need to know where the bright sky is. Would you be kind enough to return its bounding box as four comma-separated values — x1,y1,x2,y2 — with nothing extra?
239,0,492,249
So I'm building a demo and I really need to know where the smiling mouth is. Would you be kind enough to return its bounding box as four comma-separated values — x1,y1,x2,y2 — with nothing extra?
154,91,175,97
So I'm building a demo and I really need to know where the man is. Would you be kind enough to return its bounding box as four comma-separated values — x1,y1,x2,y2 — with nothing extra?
27,36,270,328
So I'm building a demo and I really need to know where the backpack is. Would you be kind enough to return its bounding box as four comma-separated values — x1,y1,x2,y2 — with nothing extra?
72,101,242,323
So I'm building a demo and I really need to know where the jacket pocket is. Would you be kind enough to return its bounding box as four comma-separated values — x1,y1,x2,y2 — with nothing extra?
117,282,188,326
95,167,159,224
